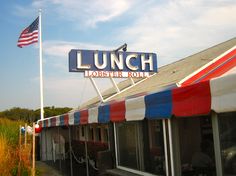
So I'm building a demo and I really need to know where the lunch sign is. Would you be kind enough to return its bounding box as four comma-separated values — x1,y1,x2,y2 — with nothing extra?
69,49,158,78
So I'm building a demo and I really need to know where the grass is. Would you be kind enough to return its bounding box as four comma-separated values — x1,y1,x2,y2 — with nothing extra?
0,118,22,146
0,118,32,175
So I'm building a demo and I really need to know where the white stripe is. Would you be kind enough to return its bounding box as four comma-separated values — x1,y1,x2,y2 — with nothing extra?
21,30,38,37
68,112,74,125
18,37,38,44
47,118,51,127
55,116,60,126
18,34,38,41
210,73,236,113
88,107,98,123
17,41,38,46
125,96,145,121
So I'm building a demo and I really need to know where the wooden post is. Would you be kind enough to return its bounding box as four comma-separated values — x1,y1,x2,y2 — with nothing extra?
32,123,35,176
24,123,27,146
18,125,22,176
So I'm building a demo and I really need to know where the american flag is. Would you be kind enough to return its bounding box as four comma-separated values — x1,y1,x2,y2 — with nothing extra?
17,17,39,48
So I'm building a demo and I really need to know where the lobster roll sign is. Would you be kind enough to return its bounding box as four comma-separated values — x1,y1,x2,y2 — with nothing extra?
69,49,158,78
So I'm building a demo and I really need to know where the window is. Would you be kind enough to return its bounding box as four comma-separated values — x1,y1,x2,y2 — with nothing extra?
79,126,85,141
177,116,216,176
144,120,165,175
115,120,166,175
218,112,236,175
116,122,139,170
88,126,94,141
102,128,108,143
95,127,102,142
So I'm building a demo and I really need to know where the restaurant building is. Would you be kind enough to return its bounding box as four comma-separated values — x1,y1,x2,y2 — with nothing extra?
38,37,236,176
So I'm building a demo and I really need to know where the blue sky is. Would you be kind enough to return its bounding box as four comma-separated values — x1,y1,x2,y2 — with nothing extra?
0,0,235,111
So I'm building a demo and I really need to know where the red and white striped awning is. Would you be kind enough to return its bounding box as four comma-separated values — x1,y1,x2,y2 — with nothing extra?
178,46,236,87
38,72,236,128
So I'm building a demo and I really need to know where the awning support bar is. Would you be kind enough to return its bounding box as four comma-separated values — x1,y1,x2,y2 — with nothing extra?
110,77,120,93
89,77,104,102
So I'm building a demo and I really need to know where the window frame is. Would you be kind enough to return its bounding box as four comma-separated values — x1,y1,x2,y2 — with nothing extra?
114,119,169,176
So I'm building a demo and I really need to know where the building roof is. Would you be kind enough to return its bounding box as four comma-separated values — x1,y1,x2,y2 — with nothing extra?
80,37,236,109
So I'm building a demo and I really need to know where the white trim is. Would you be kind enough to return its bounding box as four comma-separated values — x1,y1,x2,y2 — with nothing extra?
177,45,236,86
168,119,175,176
114,120,167,176
113,123,119,167
117,166,157,176
162,119,169,176
211,112,223,176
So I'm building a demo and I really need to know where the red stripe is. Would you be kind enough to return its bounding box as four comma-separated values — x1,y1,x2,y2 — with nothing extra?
64,114,69,126
20,32,38,39
19,31,38,38
173,80,211,117
181,49,236,86
199,55,236,82
18,35,38,43
17,40,38,48
18,37,38,43
80,110,88,124
18,31,38,40
110,100,126,122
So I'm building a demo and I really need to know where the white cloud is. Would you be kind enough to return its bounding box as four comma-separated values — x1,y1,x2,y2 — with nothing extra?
13,1,48,17
14,0,135,27
42,75,112,108
42,40,111,72
54,0,133,27
43,40,109,58
118,0,236,66
15,0,236,65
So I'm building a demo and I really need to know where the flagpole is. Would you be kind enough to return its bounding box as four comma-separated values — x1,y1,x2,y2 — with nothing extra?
39,9,44,120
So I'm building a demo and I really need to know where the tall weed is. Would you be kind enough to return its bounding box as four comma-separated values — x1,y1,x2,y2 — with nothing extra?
0,135,17,175
0,118,31,175
0,118,22,146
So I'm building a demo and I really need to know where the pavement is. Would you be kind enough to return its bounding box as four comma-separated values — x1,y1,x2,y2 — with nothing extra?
36,161,63,176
